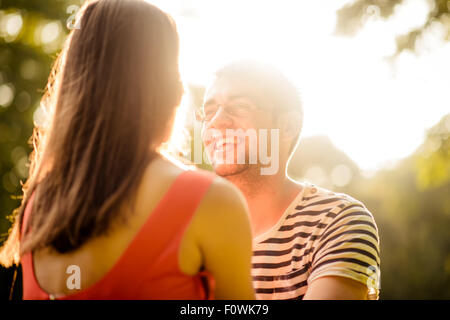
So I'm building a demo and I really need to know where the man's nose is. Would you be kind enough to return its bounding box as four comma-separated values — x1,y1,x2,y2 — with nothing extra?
207,106,233,129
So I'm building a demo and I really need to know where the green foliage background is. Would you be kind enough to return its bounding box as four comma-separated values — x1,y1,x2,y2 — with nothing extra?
0,0,449,299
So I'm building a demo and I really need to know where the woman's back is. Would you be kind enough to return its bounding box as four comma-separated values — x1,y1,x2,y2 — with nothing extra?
21,157,254,299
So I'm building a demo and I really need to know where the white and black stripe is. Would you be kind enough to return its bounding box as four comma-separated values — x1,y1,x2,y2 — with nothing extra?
252,183,381,300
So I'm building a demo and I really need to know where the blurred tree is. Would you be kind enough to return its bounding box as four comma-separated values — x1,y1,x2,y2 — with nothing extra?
336,0,450,295
0,0,82,300
415,114,450,189
352,113,450,298
288,135,362,191
335,0,450,54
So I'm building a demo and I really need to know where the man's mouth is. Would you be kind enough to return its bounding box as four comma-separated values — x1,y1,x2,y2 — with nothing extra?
213,137,236,152
211,136,247,153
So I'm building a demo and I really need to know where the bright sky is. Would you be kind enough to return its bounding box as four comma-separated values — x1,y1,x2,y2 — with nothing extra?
147,0,450,172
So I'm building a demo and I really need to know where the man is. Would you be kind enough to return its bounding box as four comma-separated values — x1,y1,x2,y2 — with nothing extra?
197,61,381,300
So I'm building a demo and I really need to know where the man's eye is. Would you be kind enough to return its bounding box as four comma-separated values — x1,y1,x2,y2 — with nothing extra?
204,107,216,116
230,103,251,113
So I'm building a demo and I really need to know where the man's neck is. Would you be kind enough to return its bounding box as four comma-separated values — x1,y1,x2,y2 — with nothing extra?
225,167,303,238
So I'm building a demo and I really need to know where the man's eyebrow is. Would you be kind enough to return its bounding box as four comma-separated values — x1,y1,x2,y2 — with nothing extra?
228,94,253,101
203,94,254,107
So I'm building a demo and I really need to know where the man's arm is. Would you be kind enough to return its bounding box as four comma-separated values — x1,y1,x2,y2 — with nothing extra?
305,200,381,300
303,276,368,300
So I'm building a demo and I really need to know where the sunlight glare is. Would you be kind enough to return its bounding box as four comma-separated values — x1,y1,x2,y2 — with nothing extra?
146,0,450,171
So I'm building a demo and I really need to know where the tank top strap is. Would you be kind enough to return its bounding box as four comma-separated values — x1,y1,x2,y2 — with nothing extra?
106,169,216,275
20,191,49,299
21,191,36,239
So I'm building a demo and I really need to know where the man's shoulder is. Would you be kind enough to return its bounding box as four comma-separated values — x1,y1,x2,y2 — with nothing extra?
291,183,371,221
298,183,364,207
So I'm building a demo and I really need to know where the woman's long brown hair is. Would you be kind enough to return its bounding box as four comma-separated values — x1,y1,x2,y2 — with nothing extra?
0,0,183,267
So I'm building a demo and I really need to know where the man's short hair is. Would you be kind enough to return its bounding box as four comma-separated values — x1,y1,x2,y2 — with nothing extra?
214,60,303,153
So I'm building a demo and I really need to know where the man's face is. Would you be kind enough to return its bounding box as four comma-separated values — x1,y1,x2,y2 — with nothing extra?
200,78,276,177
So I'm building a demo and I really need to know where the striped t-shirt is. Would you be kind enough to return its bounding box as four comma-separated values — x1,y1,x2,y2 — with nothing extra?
251,182,381,300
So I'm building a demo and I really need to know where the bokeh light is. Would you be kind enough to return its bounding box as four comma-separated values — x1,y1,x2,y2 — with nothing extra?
0,83,14,108
331,164,352,187
5,13,23,38
41,21,61,44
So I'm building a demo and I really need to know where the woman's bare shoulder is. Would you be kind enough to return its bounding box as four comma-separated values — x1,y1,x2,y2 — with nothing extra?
191,175,251,240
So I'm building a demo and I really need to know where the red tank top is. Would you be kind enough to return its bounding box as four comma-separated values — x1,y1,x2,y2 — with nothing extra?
20,169,216,300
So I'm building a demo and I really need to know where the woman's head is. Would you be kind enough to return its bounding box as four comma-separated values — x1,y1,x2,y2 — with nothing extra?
54,0,183,156
0,0,183,266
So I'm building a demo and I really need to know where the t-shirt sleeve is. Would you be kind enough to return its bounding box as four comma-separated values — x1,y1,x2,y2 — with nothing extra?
307,201,381,299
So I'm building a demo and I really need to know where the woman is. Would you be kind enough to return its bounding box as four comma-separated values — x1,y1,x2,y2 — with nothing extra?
0,0,254,300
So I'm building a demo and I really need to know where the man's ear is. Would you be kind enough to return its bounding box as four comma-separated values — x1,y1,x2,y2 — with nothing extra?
279,110,302,143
